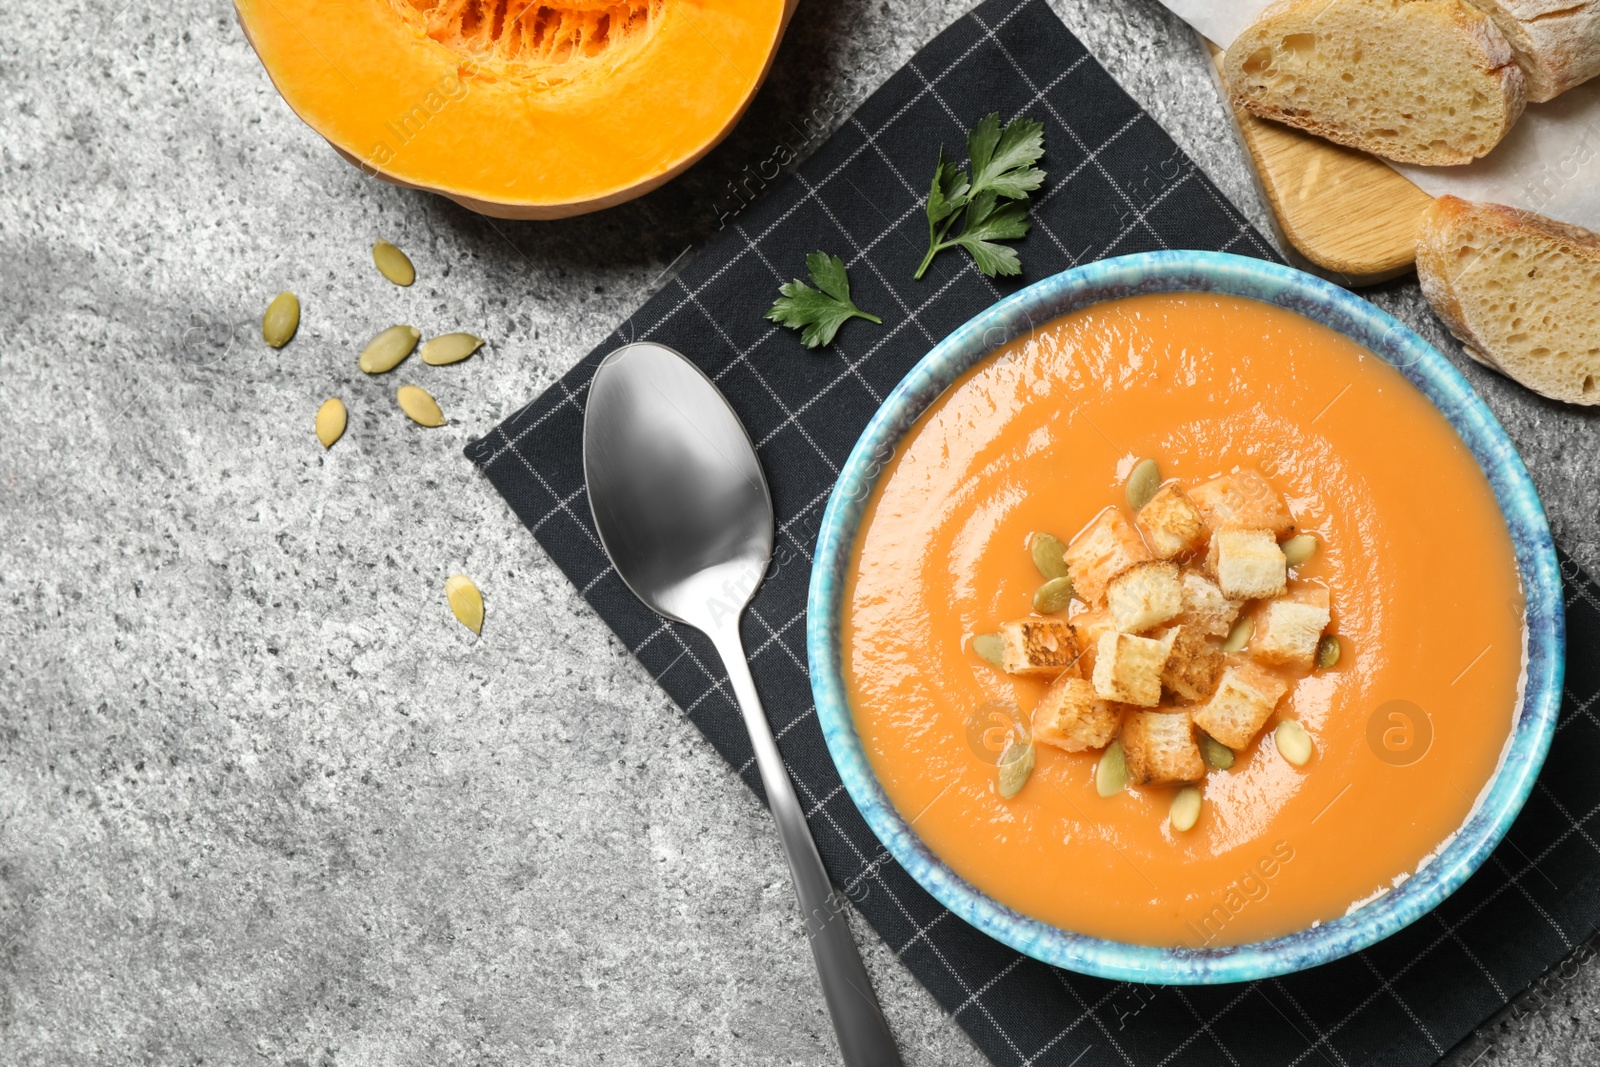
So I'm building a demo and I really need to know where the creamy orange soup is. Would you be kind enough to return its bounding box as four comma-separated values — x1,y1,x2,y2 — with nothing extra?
843,292,1525,948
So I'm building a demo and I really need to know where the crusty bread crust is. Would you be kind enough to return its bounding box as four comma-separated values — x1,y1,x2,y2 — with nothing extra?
1417,195,1600,405
1465,0,1600,101
1224,0,1527,165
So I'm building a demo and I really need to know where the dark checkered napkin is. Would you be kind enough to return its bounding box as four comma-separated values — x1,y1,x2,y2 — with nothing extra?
466,1,1600,1063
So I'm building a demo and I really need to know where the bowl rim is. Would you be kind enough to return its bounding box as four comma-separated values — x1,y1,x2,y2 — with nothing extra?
804,250,1566,985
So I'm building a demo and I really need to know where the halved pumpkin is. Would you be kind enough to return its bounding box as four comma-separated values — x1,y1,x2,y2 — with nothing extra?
235,1,794,218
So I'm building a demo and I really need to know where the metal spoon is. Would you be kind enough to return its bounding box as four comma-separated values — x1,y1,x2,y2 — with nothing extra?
583,342,902,1067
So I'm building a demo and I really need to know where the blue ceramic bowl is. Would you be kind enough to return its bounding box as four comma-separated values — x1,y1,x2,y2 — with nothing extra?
806,251,1565,985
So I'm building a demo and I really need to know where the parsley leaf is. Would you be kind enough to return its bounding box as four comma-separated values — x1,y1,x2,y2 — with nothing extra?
915,113,1046,280
766,251,883,350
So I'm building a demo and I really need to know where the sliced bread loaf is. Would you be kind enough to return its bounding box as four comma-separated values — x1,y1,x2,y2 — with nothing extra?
1465,0,1600,101
1416,195,1600,406
1223,0,1527,166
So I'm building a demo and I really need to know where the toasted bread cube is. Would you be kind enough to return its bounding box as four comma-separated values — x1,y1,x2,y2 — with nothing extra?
1136,484,1209,559
1091,631,1171,707
1106,560,1184,634
1160,625,1224,703
1121,710,1205,784
1189,469,1295,536
1178,570,1242,637
1033,677,1121,753
1207,529,1287,600
1063,507,1152,604
1191,663,1290,749
1067,607,1116,676
1000,618,1080,677
1252,585,1332,669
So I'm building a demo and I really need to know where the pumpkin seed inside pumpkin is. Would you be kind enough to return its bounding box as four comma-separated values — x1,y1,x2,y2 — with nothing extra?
1032,576,1074,615
315,397,346,449
1029,532,1071,580
445,573,484,635
997,740,1035,799
972,632,1006,670
262,291,300,348
1169,785,1203,832
1096,742,1128,797
420,332,485,366
1126,457,1161,509
396,384,445,426
373,240,416,286
359,325,421,374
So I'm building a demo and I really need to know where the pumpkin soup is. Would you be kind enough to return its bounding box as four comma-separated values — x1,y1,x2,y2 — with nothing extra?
842,292,1525,948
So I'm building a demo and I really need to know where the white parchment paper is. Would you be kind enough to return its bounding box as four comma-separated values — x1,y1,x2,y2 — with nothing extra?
1161,0,1600,228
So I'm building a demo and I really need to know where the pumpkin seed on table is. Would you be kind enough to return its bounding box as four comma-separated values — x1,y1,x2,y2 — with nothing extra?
1125,457,1161,510
1282,533,1318,567
1221,615,1254,653
360,325,421,374
445,573,484,635
1029,532,1071,580
1169,785,1203,832
1275,720,1314,766
314,397,346,448
1200,733,1235,770
1096,741,1128,797
396,383,446,426
420,332,485,366
997,741,1035,799
972,632,1006,670
262,291,300,348
373,239,416,286
1317,634,1342,669
1032,576,1074,615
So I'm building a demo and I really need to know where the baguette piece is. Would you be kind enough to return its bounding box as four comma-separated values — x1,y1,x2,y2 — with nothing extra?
1466,0,1600,101
1223,0,1526,166
1416,195,1600,406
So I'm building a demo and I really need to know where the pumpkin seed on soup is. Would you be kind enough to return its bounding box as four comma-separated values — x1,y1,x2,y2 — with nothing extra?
262,291,300,348
1317,634,1342,669
972,632,1006,669
1282,533,1318,567
1029,532,1070,580
396,383,445,426
360,325,421,374
420,332,484,366
1200,733,1234,770
314,397,346,449
997,741,1035,799
1169,785,1203,832
445,573,484,635
1221,615,1254,653
373,240,416,286
1125,457,1161,509
1275,720,1313,766
1096,742,1128,797
1032,576,1074,615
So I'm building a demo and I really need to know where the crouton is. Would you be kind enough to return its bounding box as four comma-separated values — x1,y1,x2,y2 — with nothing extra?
1000,618,1080,676
1253,585,1333,669
1121,710,1206,784
1160,625,1224,702
1189,469,1295,536
1107,560,1184,634
1136,484,1209,559
1033,677,1121,752
1207,529,1288,600
1063,507,1152,604
1092,630,1172,707
1191,663,1290,749
1178,570,1242,637
1068,608,1116,676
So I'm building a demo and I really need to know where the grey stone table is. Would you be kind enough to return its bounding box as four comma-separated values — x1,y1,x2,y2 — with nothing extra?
2,1,1597,1064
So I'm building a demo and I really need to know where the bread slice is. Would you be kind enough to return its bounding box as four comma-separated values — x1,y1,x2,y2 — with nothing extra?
1466,0,1600,101
1223,0,1526,166
1416,195,1600,405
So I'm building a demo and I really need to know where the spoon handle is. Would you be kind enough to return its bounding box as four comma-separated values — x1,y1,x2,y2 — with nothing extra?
708,624,904,1067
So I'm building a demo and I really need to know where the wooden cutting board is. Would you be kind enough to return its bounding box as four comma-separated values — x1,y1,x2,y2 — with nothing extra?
1202,41,1435,286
